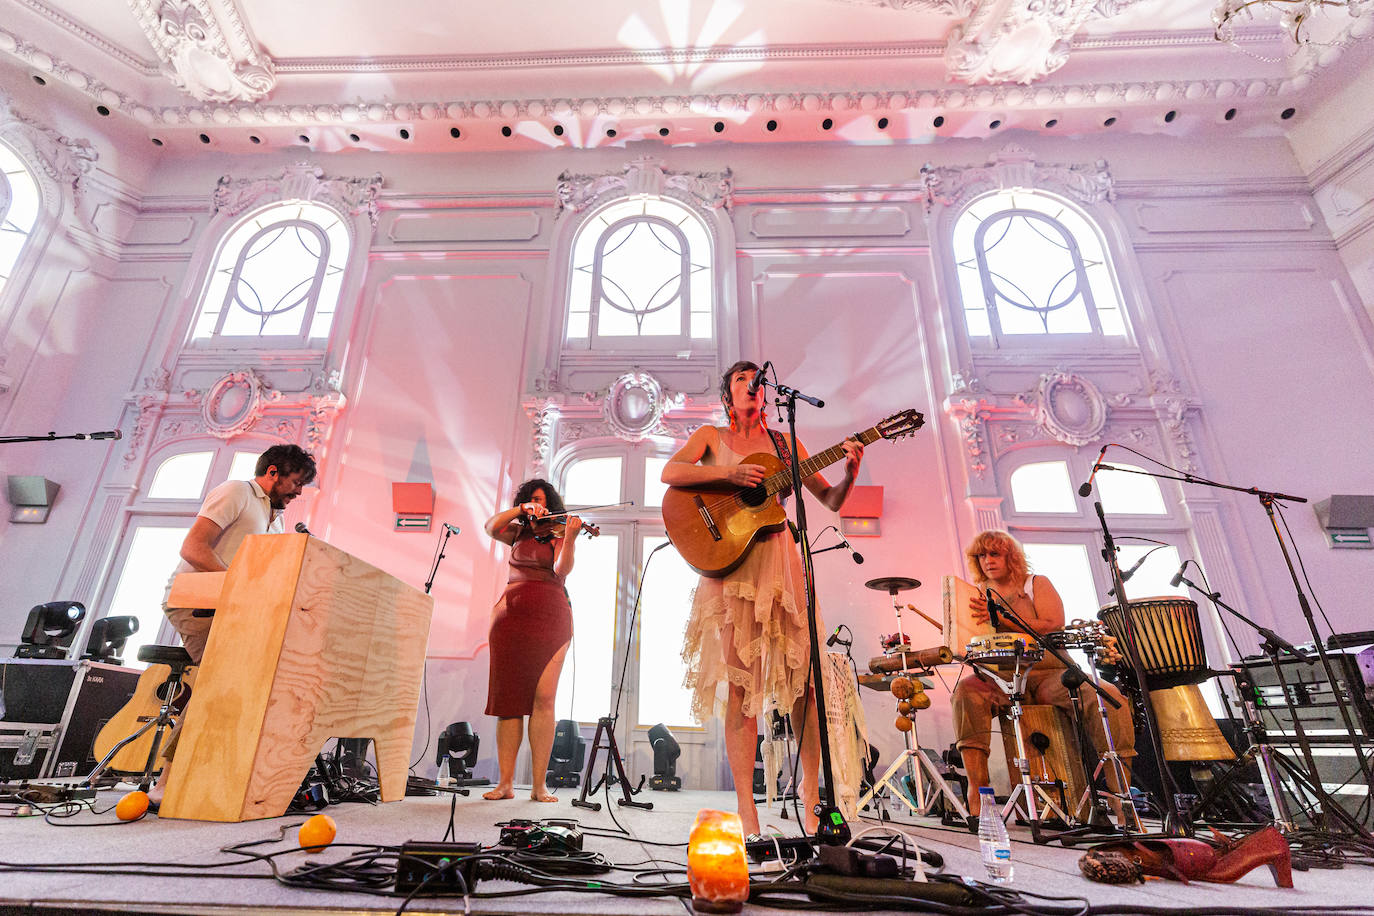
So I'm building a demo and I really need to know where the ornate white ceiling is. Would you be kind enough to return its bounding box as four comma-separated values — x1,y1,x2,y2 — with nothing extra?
0,0,1370,152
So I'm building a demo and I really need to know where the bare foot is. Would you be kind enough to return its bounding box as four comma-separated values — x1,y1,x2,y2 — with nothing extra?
531,789,558,802
482,786,515,800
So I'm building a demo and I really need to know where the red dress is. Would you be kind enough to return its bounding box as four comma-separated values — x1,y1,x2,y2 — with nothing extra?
485,528,574,717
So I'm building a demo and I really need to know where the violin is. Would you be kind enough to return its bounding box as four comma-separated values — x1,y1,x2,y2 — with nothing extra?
519,510,601,543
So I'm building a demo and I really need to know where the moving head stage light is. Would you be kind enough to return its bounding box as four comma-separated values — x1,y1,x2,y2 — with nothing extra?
15,601,86,659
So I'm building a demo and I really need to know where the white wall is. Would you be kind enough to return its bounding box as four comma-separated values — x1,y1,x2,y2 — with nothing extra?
3,85,1373,788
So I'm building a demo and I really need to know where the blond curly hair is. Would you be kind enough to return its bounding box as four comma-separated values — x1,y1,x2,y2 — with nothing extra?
964,529,1030,586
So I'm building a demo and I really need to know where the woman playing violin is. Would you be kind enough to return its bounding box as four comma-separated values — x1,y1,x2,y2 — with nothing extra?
481,478,588,801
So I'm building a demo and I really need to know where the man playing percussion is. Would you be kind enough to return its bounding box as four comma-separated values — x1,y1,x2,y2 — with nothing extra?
951,530,1136,819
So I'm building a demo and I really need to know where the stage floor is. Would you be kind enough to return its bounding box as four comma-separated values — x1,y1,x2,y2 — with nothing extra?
0,781,1367,915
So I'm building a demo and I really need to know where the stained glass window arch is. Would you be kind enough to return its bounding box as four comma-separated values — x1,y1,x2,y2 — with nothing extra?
566,196,713,348
190,200,350,345
951,189,1128,345
0,140,41,306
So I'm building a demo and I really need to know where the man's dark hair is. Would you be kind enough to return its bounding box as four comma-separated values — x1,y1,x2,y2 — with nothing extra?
512,478,566,516
255,444,317,484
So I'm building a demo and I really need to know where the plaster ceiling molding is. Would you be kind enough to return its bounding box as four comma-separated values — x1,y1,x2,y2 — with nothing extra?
0,99,97,197
211,161,384,226
825,0,1150,83
925,143,1114,212
199,367,281,439
598,370,686,442
555,157,733,216
129,0,276,103
1025,369,1109,446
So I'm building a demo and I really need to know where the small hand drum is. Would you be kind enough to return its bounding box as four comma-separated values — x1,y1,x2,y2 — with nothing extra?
964,632,1043,670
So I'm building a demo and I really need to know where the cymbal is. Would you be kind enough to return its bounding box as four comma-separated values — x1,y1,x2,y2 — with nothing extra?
864,576,921,594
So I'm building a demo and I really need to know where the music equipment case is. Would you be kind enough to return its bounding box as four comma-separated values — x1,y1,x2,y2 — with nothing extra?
0,658,140,778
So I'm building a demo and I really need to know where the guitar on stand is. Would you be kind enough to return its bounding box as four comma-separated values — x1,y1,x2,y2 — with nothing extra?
661,409,925,576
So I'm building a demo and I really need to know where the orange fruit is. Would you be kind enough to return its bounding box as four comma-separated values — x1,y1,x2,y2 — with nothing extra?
115,790,149,821
298,813,337,851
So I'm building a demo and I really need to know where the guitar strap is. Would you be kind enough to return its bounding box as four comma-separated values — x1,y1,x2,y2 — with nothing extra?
768,430,794,502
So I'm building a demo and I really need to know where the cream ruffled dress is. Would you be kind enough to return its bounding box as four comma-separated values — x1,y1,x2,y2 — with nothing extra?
680,440,823,723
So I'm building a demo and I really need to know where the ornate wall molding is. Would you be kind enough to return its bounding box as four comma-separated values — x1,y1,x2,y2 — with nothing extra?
211,161,384,227
129,0,276,102
556,157,733,215
196,367,281,439
945,396,994,480
0,99,97,201
524,398,563,477
924,144,1114,213
1020,369,1110,447
596,370,686,442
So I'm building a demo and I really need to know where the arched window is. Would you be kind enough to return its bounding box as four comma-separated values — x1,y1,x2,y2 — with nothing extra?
549,442,700,731
190,201,350,345
0,140,41,304
566,197,713,348
98,442,285,666
952,190,1127,345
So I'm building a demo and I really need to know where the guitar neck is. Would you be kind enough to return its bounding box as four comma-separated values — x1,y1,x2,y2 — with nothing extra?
764,426,882,496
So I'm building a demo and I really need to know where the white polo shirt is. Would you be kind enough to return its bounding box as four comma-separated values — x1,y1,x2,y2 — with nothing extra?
163,478,285,607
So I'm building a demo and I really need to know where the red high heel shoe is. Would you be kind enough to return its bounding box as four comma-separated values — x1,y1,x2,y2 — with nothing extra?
1080,837,1217,883
1202,826,1293,888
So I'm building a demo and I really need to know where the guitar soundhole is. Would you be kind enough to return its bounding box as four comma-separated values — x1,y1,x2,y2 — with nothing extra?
740,485,768,508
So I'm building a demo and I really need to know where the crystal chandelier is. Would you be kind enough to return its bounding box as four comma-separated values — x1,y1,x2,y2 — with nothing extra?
1213,0,1370,49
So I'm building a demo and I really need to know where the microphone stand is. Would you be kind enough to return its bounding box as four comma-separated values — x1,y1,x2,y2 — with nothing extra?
1092,499,1191,836
0,429,121,443
984,592,1138,844
1177,571,1372,837
423,524,456,595
1093,462,1374,814
767,373,849,844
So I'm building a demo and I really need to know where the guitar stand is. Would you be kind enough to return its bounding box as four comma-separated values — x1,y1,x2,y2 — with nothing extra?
83,645,195,791
572,716,652,812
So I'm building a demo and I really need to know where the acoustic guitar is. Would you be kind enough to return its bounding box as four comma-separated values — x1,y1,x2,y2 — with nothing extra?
661,409,924,577
90,662,198,773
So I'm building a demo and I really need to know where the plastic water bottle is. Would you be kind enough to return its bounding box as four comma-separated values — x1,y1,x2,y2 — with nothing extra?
977,787,1013,883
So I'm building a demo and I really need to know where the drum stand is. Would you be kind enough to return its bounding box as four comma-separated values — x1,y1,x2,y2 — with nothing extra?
1054,655,1143,842
970,650,1073,837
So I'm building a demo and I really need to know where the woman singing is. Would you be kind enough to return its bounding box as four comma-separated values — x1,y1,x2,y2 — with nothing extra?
662,360,863,836
482,479,584,801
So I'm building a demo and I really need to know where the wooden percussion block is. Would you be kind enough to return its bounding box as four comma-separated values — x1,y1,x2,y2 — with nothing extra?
998,704,1088,817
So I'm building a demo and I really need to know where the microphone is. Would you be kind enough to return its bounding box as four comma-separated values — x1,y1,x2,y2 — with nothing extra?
83,430,122,440
826,626,844,647
1077,444,1110,497
985,588,1000,627
839,536,864,565
1105,551,1152,596
443,523,461,535
1169,560,1189,588
294,522,312,535
747,361,771,397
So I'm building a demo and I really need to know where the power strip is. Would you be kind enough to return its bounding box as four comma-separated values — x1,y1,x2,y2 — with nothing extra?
394,840,481,896
745,836,817,864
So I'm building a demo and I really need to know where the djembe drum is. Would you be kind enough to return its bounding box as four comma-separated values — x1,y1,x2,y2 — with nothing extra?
1098,596,1233,762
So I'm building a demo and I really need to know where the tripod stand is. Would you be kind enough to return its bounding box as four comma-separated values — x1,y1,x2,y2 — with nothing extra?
572,541,668,813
